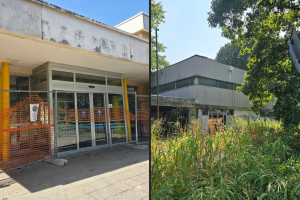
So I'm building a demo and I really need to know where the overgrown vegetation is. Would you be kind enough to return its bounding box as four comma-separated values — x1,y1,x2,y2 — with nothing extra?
151,117,300,199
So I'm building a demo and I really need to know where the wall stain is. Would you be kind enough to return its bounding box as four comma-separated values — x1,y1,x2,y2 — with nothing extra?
60,26,67,39
50,38,56,42
100,38,109,52
92,36,97,44
77,44,81,48
60,39,70,45
122,45,128,59
94,46,101,53
1,3,4,6
110,41,116,50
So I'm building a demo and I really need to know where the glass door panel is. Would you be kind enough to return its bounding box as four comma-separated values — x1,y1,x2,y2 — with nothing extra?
108,94,126,144
77,93,92,148
56,93,77,152
93,94,107,145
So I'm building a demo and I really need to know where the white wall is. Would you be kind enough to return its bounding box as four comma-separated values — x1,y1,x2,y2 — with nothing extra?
0,0,149,64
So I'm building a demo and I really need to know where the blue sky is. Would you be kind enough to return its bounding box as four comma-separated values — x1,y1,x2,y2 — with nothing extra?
44,0,149,26
157,0,230,65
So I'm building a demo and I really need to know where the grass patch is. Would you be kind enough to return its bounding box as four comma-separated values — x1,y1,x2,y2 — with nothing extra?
151,117,300,199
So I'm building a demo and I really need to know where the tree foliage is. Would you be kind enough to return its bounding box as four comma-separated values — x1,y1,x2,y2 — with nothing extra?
151,0,170,71
208,0,300,131
215,40,254,71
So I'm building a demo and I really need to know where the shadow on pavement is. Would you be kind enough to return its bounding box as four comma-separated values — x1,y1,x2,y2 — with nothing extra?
0,146,149,193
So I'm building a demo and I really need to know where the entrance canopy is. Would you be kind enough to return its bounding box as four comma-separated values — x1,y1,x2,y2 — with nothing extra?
0,31,148,84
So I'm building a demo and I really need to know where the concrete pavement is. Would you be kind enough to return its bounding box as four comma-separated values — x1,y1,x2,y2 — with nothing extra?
0,146,149,200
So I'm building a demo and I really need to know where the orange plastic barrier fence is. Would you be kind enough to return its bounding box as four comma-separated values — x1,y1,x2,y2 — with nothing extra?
64,108,148,125
0,93,54,172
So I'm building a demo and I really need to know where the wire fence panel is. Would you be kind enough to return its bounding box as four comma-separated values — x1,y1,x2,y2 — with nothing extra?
137,95,149,144
0,93,54,172
0,90,149,172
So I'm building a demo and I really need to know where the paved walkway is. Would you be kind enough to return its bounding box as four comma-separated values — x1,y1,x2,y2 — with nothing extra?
0,146,149,200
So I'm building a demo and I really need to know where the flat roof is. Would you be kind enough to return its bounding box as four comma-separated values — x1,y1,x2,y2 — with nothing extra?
115,12,149,28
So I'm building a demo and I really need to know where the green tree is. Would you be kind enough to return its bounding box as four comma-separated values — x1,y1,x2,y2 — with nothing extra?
151,0,170,71
208,0,300,131
215,40,254,71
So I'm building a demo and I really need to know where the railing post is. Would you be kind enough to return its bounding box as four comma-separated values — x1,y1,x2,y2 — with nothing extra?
54,90,58,158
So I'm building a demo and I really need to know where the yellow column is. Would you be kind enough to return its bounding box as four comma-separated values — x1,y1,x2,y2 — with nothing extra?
0,71,2,158
2,62,10,161
123,79,132,141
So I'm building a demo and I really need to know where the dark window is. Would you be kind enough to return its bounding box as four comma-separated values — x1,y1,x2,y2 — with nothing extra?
151,87,157,94
218,81,233,90
30,71,47,87
107,77,121,86
163,82,175,92
52,70,73,82
198,77,217,87
159,85,164,92
176,77,194,89
151,87,163,94
202,109,208,115
76,73,106,85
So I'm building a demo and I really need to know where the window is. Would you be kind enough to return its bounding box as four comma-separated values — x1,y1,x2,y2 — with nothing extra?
202,109,208,115
52,70,73,82
163,82,175,92
159,85,164,92
176,77,194,89
30,71,47,87
107,77,121,86
76,73,105,85
151,87,157,94
127,87,137,93
218,81,233,90
198,77,217,87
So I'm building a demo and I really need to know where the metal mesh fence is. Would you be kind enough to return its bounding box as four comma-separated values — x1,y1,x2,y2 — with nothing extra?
0,92,54,172
137,95,149,144
0,90,149,172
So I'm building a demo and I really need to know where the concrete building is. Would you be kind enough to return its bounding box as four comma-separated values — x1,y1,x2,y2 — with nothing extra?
151,55,274,130
0,0,149,160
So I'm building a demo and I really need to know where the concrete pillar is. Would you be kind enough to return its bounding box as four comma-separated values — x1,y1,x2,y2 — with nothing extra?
123,79,131,141
2,62,10,161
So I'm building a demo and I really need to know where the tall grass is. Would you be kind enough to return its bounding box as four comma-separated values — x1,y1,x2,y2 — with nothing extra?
151,117,300,199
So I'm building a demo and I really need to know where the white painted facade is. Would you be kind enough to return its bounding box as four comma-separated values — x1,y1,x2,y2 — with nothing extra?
115,12,149,35
0,0,149,66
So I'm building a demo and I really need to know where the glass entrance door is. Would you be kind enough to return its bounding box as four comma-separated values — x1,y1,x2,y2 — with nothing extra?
108,94,127,144
76,93,92,148
93,94,107,146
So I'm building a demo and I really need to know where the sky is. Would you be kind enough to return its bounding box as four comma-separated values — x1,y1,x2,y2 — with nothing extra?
156,0,230,65
43,0,149,26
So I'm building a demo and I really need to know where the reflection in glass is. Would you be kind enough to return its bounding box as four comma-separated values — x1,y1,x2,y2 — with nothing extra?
107,78,121,86
77,93,92,148
108,94,126,144
56,93,77,152
93,94,107,146
52,71,74,82
76,74,105,85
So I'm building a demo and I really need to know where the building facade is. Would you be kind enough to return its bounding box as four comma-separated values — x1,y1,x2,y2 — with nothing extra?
151,55,274,130
0,0,149,160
